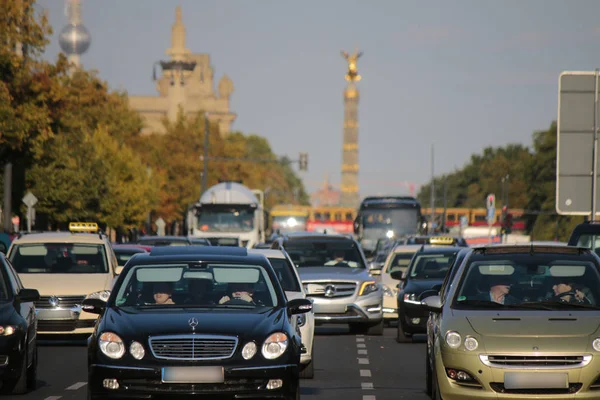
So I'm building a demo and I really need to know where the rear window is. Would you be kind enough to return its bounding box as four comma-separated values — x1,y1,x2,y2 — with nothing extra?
386,253,415,273
408,252,457,279
9,243,108,274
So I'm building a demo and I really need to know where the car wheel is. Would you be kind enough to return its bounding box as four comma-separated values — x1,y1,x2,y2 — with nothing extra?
431,361,443,400
425,350,432,396
366,319,384,336
396,321,412,343
300,359,314,379
26,341,37,390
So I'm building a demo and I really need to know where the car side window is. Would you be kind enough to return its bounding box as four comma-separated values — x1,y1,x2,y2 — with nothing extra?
5,259,23,291
440,254,463,302
2,258,19,296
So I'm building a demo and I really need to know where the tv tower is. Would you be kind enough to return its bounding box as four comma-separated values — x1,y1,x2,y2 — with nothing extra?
58,0,91,71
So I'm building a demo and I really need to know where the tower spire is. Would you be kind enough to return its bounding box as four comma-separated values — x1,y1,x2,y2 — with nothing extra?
166,5,190,60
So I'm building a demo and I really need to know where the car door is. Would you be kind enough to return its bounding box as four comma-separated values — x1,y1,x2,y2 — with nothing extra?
4,258,35,360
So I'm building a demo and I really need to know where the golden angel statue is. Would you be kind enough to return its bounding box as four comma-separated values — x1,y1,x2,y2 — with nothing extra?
341,48,363,82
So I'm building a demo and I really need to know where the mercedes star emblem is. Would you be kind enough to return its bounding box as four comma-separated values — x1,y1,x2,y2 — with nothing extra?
188,317,199,330
533,346,539,351
49,296,59,308
324,285,336,298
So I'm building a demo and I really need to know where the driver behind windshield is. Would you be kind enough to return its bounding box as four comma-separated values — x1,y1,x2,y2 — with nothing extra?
552,278,588,304
219,282,259,305
475,275,519,305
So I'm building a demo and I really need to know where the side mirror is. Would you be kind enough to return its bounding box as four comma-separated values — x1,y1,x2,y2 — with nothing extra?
421,295,442,313
115,266,124,275
390,270,405,281
82,298,106,315
17,288,40,302
368,262,382,275
287,298,312,315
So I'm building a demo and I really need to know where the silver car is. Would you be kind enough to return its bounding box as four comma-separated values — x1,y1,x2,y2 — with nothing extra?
249,248,316,379
272,233,384,335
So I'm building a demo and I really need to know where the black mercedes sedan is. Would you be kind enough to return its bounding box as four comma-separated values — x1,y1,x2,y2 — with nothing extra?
392,246,463,343
0,252,40,394
83,246,311,399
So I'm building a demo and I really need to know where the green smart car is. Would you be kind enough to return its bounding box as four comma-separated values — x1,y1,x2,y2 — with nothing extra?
423,244,600,399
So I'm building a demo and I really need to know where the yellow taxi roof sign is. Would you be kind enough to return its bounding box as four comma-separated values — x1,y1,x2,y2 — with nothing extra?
69,222,99,233
429,236,455,245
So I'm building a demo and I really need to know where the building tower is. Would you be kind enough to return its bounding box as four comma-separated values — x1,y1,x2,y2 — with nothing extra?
58,0,91,72
340,48,362,208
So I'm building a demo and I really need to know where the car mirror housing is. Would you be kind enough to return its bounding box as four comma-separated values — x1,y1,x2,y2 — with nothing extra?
390,270,405,281
18,288,40,302
287,298,312,315
82,298,107,315
421,295,442,313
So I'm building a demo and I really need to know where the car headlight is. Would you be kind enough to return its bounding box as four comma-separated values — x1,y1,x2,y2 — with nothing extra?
242,342,257,360
403,293,417,302
464,336,478,351
297,314,307,327
262,332,288,360
445,331,461,349
0,326,16,336
86,290,111,302
382,285,394,297
593,338,600,352
129,341,145,360
99,332,125,359
359,281,379,296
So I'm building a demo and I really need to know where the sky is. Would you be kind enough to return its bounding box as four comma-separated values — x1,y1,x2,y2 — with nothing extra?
37,0,600,197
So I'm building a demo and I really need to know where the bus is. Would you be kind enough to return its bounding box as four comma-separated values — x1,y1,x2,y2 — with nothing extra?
306,206,356,234
355,196,425,257
269,204,311,234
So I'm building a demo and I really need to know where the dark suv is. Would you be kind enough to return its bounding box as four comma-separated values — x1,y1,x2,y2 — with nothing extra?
271,233,384,335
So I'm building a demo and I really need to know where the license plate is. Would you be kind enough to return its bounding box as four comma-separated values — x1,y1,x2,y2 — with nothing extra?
504,372,568,389
161,366,224,383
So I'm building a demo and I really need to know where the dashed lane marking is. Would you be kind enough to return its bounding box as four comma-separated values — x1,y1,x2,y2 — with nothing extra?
66,382,88,390
44,397,62,400
360,369,372,377
363,396,376,400
356,337,365,342
357,343,366,348
358,349,368,355
361,382,374,390
358,357,370,364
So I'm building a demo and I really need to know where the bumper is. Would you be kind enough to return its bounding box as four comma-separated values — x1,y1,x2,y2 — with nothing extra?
436,351,600,400
36,307,97,334
89,363,298,399
383,295,398,319
298,316,314,364
309,292,383,325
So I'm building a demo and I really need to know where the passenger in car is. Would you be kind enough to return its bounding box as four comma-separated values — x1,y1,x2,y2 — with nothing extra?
153,282,175,305
552,279,589,304
475,275,519,305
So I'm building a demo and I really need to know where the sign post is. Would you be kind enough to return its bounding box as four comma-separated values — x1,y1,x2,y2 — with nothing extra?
22,191,38,233
486,194,495,244
557,71,600,220
155,217,166,236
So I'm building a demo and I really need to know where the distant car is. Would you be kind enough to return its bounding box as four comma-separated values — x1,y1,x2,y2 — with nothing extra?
0,252,40,394
272,232,384,335
111,245,149,268
188,237,212,246
136,236,192,247
424,244,600,399
379,245,422,321
84,245,311,399
249,248,316,379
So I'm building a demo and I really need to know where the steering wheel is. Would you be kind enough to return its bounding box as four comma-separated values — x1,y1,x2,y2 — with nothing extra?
223,298,254,306
553,290,591,304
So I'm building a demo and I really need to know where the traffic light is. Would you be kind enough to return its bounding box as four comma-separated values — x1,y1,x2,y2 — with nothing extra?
299,153,308,171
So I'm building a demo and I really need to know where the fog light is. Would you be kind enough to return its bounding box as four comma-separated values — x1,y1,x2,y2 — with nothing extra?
446,369,457,379
456,371,470,381
411,318,420,324
103,379,119,390
267,379,283,390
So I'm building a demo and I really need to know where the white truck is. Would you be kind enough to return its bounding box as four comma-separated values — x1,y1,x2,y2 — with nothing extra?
188,182,265,248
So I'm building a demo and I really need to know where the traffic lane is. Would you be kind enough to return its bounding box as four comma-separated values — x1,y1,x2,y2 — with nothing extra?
3,336,88,400
364,329,430,400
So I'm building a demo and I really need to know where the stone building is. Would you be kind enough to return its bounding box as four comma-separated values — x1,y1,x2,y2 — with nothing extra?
129,6,236,136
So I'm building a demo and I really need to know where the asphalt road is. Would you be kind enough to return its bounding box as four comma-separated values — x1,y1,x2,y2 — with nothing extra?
3,325,430,400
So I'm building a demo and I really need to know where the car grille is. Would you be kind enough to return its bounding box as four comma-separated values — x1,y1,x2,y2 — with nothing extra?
37,319,96,332
490,382,582,395
35,296,85,309
149,335,238,360
304,282,357,298
481,355,590,368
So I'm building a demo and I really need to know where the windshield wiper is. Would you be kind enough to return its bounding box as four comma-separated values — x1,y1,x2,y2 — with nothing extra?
521,301,600,310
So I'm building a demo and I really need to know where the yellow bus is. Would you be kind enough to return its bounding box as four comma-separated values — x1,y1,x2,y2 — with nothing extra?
269,204,311,234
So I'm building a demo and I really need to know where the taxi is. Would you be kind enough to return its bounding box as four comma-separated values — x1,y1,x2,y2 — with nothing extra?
6,222,120,335
379,245,421,321
404,235,469,247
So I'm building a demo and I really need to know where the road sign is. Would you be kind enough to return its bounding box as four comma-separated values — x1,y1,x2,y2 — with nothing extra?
486,207,495,225
486,194,495,210
22,192,37,208
155,217,166,236
557,71,600,216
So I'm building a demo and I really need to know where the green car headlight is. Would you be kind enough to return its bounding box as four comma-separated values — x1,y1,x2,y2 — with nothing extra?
464,336,479,351
593,338,600,352
445,331,461,349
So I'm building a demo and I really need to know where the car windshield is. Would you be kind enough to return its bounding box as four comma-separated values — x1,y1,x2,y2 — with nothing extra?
362,209,419,234
284,240,366,268
386,253,415,273
408,252,457,279
453,253,600,309
9,243,108,274
114,250,145,266
268,258,301,292
114,263,278,309
197,206,254,232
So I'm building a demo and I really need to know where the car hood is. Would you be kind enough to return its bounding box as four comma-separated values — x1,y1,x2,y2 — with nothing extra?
466,314,600,338
19,273,113,296
102,306,285,338
297,266,370,282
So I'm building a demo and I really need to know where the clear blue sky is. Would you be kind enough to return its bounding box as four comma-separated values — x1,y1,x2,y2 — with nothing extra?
38,0,600,197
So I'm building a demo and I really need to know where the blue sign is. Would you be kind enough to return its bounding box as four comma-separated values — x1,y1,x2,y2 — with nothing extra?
486,207,495,224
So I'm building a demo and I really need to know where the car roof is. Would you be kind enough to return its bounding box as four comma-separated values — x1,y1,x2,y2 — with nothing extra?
248,248,286,259
392,244,422,253
417,246,464,254
280,233,355,241
126,250,269,267
10,231,106,245
138,236,190,241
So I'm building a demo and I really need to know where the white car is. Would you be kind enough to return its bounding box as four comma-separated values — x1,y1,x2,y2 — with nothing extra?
249,248,316,379
380,245,422,321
